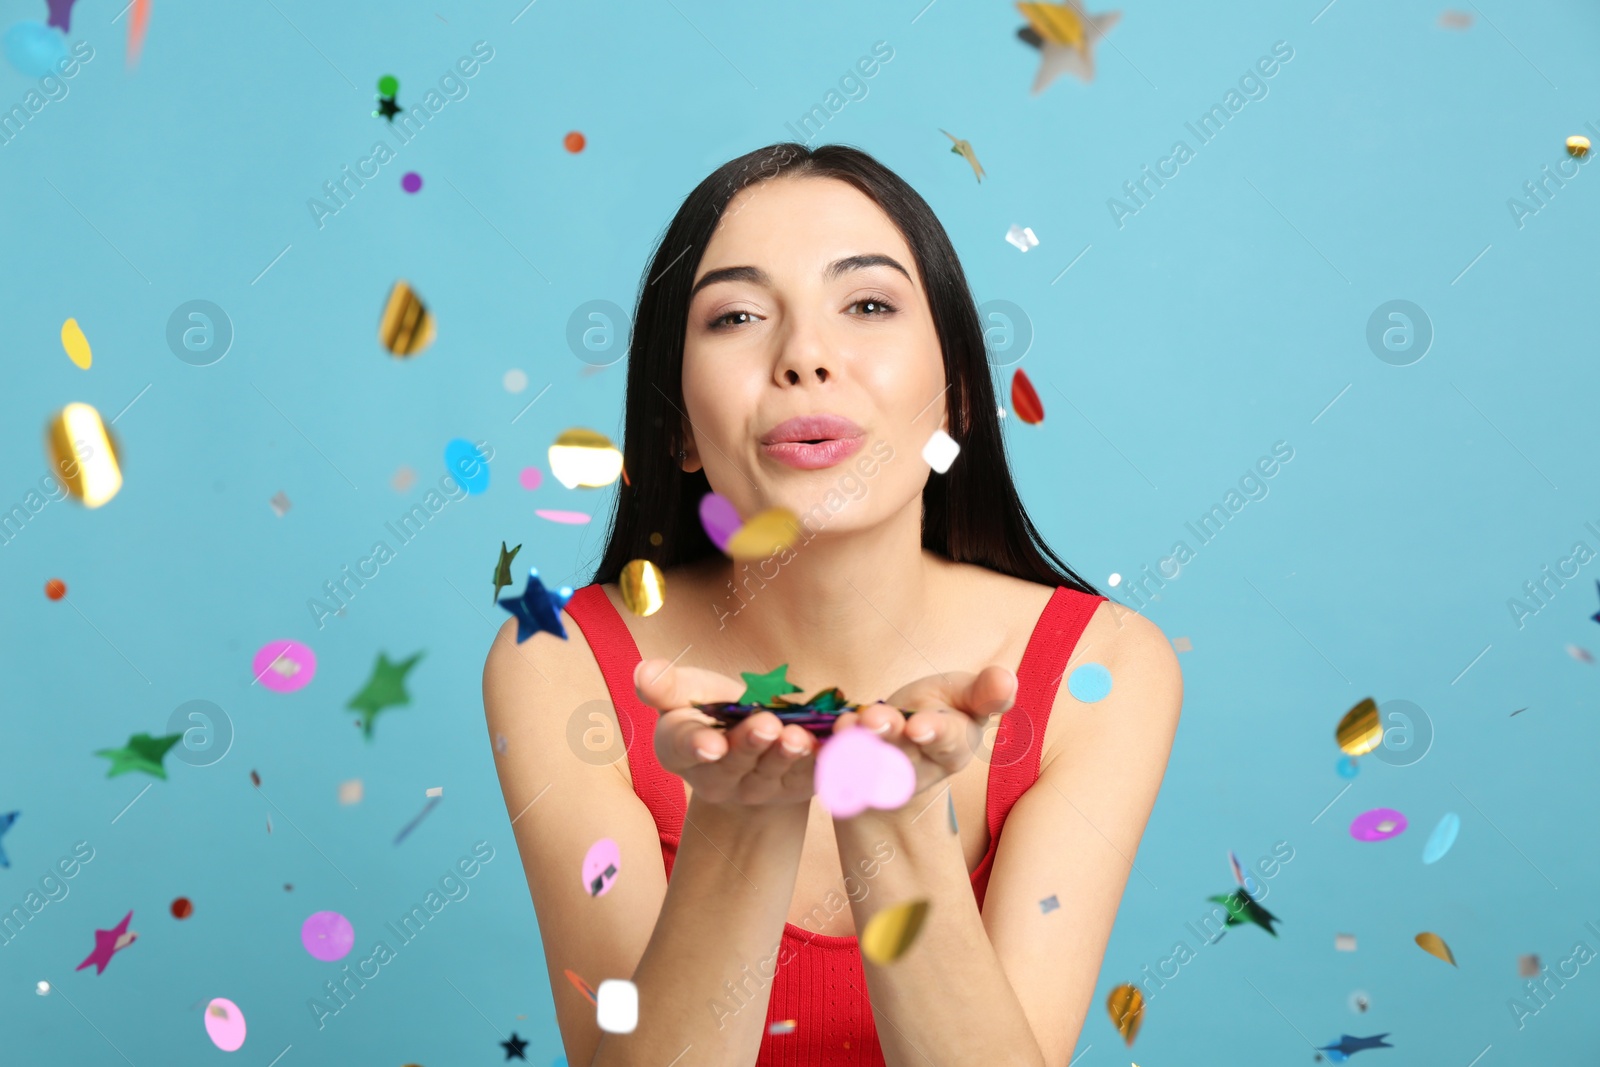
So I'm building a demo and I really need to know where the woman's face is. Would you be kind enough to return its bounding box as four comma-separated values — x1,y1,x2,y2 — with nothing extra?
680,175,947,537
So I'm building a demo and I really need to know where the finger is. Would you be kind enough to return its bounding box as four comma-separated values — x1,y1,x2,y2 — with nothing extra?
634,660,745,711
903,708,969,765
655,709,729,768
856,702,907,741
968,665,1018,720
750,723,814,781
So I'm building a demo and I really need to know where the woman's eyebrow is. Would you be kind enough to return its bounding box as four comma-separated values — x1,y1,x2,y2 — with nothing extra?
688,254,913,301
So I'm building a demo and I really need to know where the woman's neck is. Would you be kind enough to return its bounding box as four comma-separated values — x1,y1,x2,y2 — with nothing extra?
698,502,945,699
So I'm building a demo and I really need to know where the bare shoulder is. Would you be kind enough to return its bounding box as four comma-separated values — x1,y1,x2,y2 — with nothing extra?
1046,600,1184,769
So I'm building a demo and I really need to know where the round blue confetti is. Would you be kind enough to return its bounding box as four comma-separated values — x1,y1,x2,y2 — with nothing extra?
3,21,66,79
1336,755,1360,779
444,437,490,495
1066,662,1112,703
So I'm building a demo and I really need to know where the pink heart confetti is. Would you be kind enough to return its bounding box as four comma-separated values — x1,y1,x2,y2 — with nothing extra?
699,492,742,553
815,727,915,818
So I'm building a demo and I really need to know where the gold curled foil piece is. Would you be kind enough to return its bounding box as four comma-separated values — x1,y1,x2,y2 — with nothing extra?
1107,982,1145,1046
1567,135,1591,158
379,279,435,356
1415,931,1457,966
860,899,929,965
47,402,122,508
548,428,623,489
619,559,666,617
1336,697,1382,756
726,507,801,560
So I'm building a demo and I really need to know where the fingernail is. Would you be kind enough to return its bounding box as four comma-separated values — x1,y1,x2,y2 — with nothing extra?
694,746,722,762
753,728,778,742
870,720,891,735
908,726,934,742
781,739,807,755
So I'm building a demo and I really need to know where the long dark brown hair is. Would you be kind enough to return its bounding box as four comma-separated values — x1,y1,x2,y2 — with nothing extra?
589,142,1098,597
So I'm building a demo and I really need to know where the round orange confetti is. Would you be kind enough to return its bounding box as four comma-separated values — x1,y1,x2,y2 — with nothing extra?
171,897,193,919
564,131,586,153
45,579,66,600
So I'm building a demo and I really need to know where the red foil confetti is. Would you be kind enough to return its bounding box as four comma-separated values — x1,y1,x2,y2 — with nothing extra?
1011,368,1044,424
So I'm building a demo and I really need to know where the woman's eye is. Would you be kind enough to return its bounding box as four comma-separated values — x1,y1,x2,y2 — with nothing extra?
847,298,897,317
710,310,754,329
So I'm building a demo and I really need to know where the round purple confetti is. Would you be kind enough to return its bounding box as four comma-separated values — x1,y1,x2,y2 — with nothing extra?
401,172,422,194
300,911,354,961
1349,807,1408,842
698,492,741,553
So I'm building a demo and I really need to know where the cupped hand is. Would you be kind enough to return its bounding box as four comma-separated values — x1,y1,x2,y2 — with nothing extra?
828,665,1018,802
635,659,820,807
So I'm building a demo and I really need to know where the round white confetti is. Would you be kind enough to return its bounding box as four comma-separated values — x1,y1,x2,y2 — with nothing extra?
36,980,50,996
1108,573,1122,587
503,369,528,393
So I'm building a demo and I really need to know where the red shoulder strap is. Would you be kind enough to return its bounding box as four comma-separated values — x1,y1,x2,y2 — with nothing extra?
971,586,1106,909
563,585,687,872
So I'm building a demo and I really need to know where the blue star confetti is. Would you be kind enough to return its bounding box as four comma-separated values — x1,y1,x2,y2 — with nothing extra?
498,567,574,642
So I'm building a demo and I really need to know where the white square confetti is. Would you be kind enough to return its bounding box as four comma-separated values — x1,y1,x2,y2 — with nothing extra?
1172,636,1192,652
921,429,960,474
1335,933,1356,952
596,979,638,1033
269,491,291,517
426,786,443,797
338,779,364,805
1005,224,1039,252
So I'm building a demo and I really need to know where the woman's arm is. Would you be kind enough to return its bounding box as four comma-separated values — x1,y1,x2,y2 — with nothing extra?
831,604,1182,1067
484,617,813,1067
595,792,810,1066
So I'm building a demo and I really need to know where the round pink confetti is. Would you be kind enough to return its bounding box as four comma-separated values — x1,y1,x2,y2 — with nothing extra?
203,997,247,1052
698,492,741,552
519,467,542,490
1350,807,1408,842
815,727,915,818
300,911,354,961
581,837,621,897
253,640,316,693
401,171,422,193
536,509,591,525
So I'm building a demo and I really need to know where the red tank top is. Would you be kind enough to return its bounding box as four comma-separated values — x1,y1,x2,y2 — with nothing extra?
564,582,1105,1066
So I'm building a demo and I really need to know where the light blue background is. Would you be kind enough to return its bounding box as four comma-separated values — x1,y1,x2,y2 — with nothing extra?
3,0,1597,1063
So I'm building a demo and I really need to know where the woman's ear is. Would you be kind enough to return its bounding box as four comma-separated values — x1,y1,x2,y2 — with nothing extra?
678,428,703,473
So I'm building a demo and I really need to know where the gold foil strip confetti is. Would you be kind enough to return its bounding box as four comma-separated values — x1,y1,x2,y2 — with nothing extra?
1567,135,1590,158
1519,954,1540,977
1437,9,1474,29
47,402,122,508
619,559,666,616
548,428,624,489
61,318,92,369
379,279,436,356
1336,933,1357,951
1415,931,1457,966
1107,982,1144,1046
1336,697,1382,756
1172,636,1193,652
726,507,801,560
860,899,929,965
338,779,364,805
426,786,443,797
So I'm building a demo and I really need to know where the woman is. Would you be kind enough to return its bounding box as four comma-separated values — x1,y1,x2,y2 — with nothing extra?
484,142,1183,1067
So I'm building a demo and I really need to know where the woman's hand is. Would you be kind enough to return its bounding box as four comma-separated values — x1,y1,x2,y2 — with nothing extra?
635,658,820,807
829,665,1018,803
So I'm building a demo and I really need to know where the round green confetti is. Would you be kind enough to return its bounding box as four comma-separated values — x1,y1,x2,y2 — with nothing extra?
377,75,398,96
